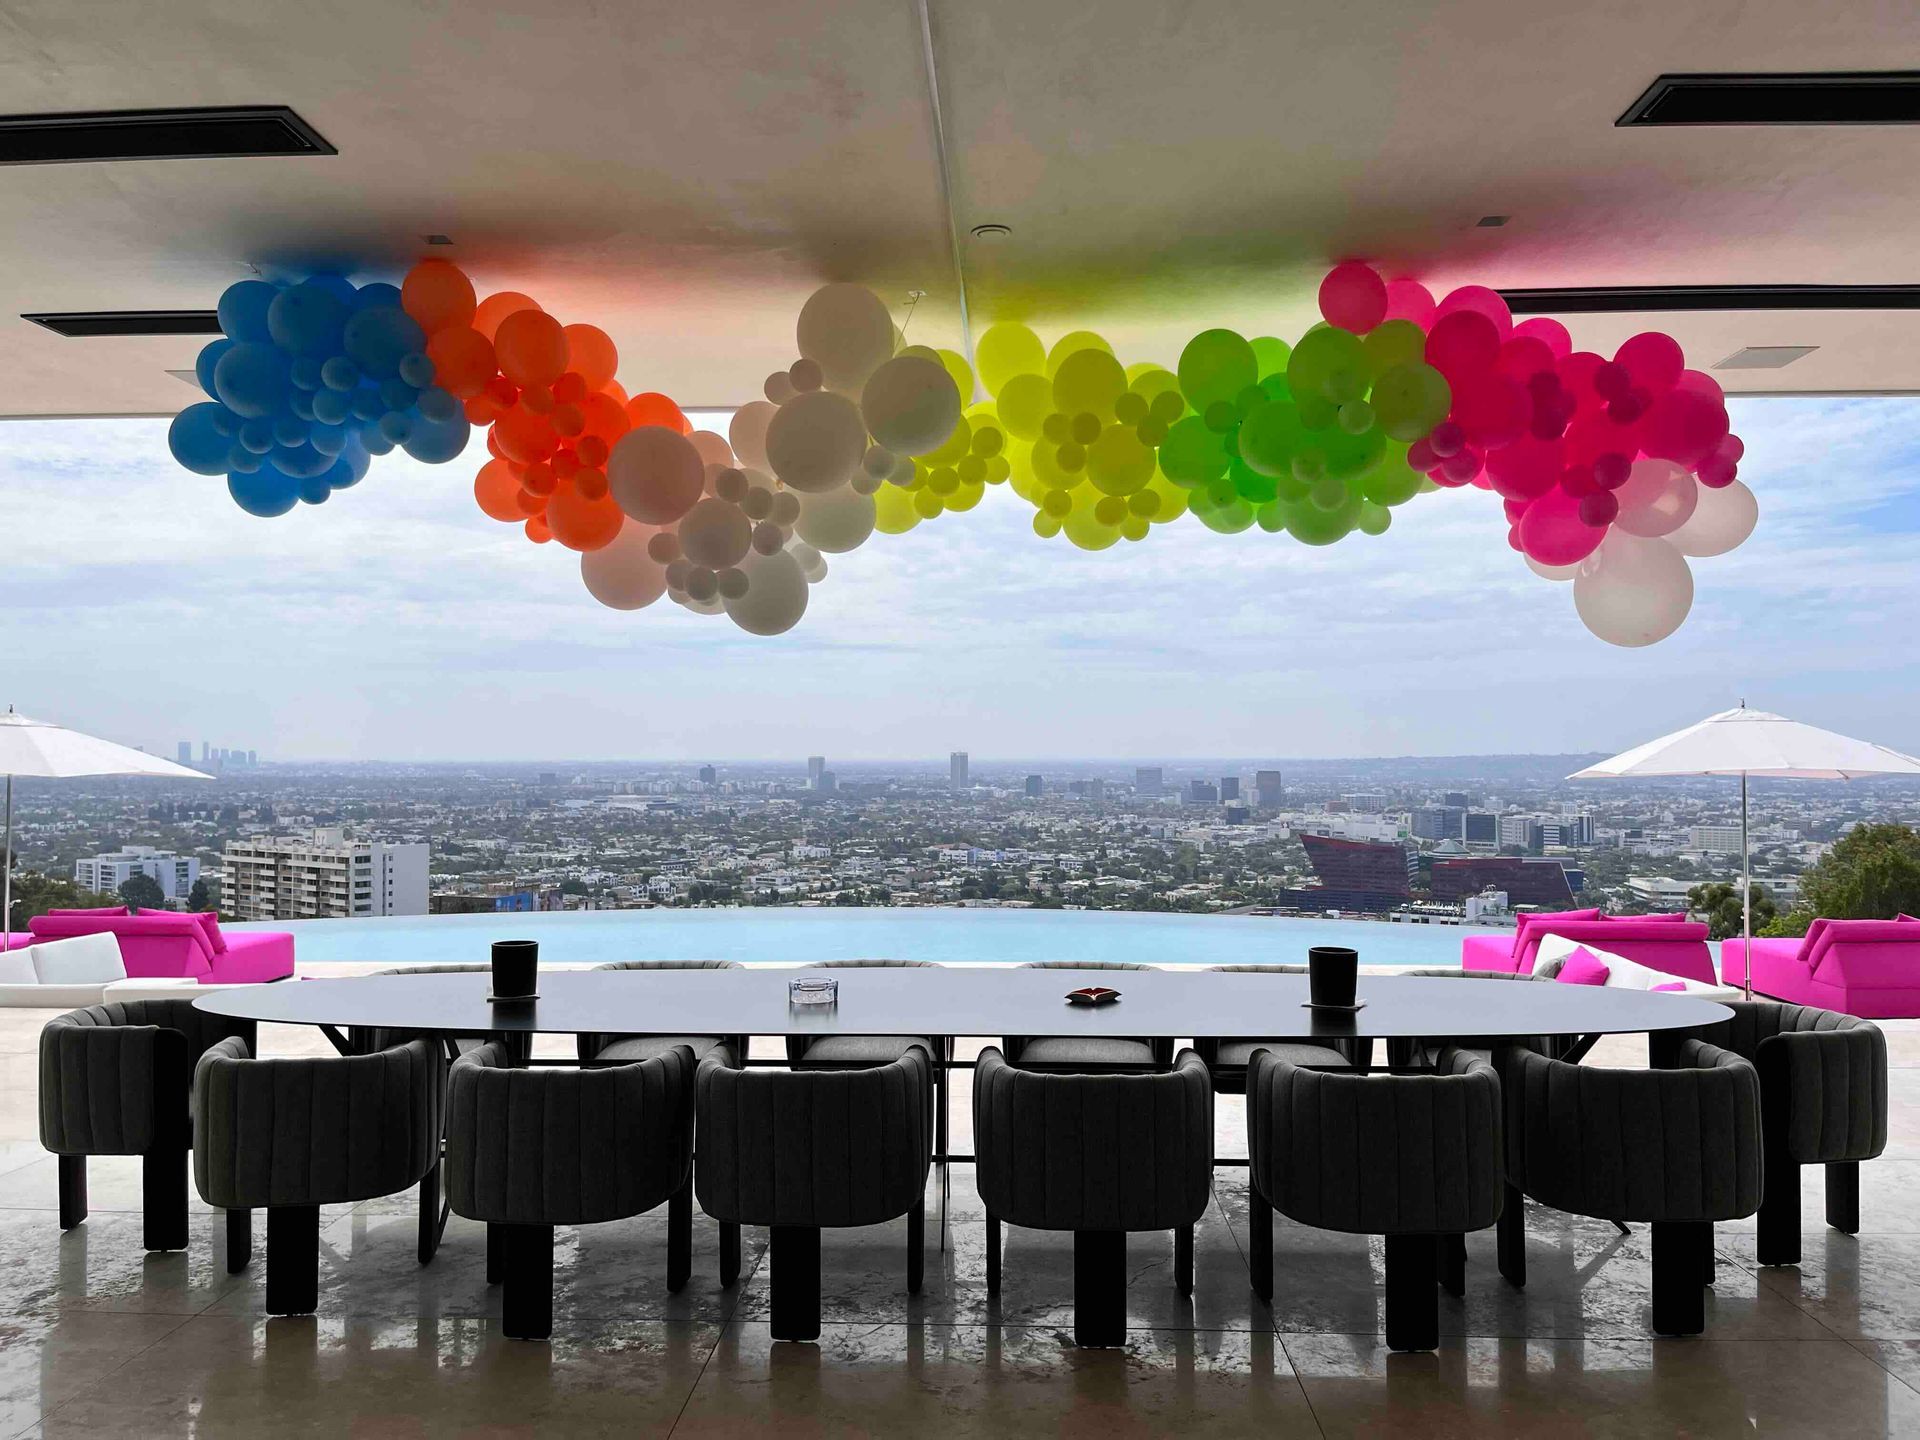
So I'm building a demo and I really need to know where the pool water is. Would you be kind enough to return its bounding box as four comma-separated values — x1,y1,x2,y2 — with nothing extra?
231,907,1494,969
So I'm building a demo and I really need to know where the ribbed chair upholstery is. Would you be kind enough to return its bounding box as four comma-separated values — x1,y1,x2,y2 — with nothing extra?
973,1046,1213,1346
577,960,747,1069
1006,961,1173,1071
193,1037,445,1315
446,1040,696,1339
39,999,257,1255
1397,966,1565,1068
1193,964,1364,1089
783,959,949,1158
1501,1041,1762,1336
696,1047,932,1341
1653,999,1887,1266
1247,1047,1503,1352
356,964,496,1056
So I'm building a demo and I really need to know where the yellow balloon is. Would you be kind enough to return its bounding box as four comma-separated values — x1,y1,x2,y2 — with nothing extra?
912,488,945,519
1030,438,1074,491
1032,510,1064,538
1045,329,1113,377
935,347,975,402
974,324,1045,397
997,373,1052,440
1363,319,1426,377
1146,470,1190,524
1052,348,1127,421
945,479,986,512
1004,443,1042,503
872,481,921,534
921,414,971,466
1084,424,1155,496
1062,505,1121,551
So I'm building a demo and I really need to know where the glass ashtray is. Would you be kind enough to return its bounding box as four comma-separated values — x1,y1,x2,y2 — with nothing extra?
789,977,839,1007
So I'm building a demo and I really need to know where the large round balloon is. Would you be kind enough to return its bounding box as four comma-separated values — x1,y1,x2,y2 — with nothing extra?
764,389,866,493
1574,533,1694,646
678,496,753,569
795,283,895,392
974,323,1045,397
581,520,668,610
861,355,960,456
227,467,300,517
267,283,348,357
212,343,291,418
795,484,877,553
168,403,235,475
1612,458,1698,538
723,546,809,635
607,426,705,524
729,400,776,472
1665,478,1757,557
401,259,477,335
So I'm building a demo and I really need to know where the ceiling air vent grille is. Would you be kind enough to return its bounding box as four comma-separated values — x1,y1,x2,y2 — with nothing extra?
0,106,335,164
1499,285,1920,314
1619,73,1920,126
23,311,223,338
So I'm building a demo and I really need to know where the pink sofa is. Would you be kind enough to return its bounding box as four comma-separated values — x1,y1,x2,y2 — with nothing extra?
1722,917,1920,1018
26,908,293,984
1463,910,1716,984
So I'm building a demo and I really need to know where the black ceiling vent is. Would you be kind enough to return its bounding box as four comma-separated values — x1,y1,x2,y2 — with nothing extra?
22,310,223,338
0,106,334,165
1499,285,1920,315
1620,73,1920,126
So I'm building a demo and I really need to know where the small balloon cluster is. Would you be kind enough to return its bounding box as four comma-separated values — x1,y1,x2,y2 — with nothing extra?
166,271,474,514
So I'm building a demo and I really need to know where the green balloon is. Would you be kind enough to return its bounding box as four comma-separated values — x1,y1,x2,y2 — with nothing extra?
1284,489,1362,545
1286,326,1368,406
1236,397,1305,478
1360,447,1422,506
1295,393,1338,432
1319,421,1386,479
1255,502,1288,534
1370,362,1451,442
1156,415,1229,487
1357,502,1392,536
1250,335,1292,379
1193,495,1256,533
1177,328,1258,414
1228,457,1278,504
1362,319,1426,377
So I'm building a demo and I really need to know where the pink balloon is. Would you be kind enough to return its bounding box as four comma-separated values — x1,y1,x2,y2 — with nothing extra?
1497,336,1557,382
1406,437,1438,471
1640,390,1730,468
1425,311,1501,381
1562,409,1643,468
1696,454,1737,488
1512,316,1573,360
1674,369,1725,403
1560,462,1600,498
1452,373,1529,450
1519,487,1606,566
1318,262,1389,334
1578,490,1620,527
1715,432,1745,465
1428,420,1465,458
1433,285,1513,339
1382,278,1436,328
1485,434,1564,502
1502,497,1529,525
1440,448,1483,484
1557,352,1607,414
1615,332,1685,394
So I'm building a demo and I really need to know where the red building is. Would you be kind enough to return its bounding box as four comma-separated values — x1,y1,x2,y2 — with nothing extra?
1298,834,1416,898
1429,855,1576,909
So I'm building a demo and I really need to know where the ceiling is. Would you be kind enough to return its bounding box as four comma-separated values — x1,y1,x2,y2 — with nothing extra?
2,0,1917,416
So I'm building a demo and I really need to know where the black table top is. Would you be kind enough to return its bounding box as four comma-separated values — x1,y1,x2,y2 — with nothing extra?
193,966,1729,1042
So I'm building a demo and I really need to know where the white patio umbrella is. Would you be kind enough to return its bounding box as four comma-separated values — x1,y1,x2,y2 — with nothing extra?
1569,704,1920,998
1,708,210,945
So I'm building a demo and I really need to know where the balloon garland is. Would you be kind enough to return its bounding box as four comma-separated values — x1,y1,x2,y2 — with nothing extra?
168,259,1756,646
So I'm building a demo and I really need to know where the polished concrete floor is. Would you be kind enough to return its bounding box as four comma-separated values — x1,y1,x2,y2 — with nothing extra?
2,1009,1920,1437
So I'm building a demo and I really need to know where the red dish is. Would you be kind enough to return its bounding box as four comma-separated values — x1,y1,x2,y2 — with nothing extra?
1065,986,1121,1006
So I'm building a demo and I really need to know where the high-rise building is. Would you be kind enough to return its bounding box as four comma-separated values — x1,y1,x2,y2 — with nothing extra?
1412,805,1466,842
176,741,192,766
1186,779,1219,806
74,845,197,902
950,752,969,789
1343,791,1387,813
223,828,430,921
1444,791,1470,809
1024,774,1043,798
697,764,716,786
808,756,826,787
1430,856,1576,908
200,741,211,764
1688,824,1744,855
1134,766,1163,796
815,770,837,794
1463,811,1499,846
1219,776,1240,802
1254,769,1283,808
1283,835,1417,910
246,750,257,767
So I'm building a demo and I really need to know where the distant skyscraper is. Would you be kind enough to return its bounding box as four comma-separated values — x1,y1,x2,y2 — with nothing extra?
1025,774,1043,798
176,741,192,766
1186,779,1219,806
1135,767,1163,796
1254,770,1283,807
201,741,211,764
1444,791,1470,809
246,750,257,767
950,752,968,789
808,756,826,787
698,764,716,786
1413,806,1466,842
1219,776,1240,802
816,770,837,794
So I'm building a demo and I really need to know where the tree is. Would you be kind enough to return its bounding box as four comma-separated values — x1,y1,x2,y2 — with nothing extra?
1799,823,1920,922
4,871,115,932
118,873,168,911
187,877,213,912
1685,881,1776,942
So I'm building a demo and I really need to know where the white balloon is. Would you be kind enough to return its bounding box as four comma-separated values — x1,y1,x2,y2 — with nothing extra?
860,354,961,456
795,283,895,391
684,566,718,603
724,546,809,635
677,496,752,569
764,390,866,493
716,566,749,599
1574,532,1694,647
764,370,797,405
608,427,704,525
1666,479,1757,558
770,490,801,526
689,430,735,468
795,484,877,553
786,538,828,583
729,401,777,472
1613,458,1697,538
1526,555,1579,582
580,520,666,610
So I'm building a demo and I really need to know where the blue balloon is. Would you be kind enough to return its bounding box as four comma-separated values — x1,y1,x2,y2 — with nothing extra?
377,411,413,445
320,356,360,392
308,422,347,457
349,387,385,422
238,418,276,454
398,352,436,389
299,476,332,505
400,412,471,464
167,402,233,476
272,414,309,448
268,282,349,357
194,339,233,396
310,388,350,425
289,356,324,392
229,467,300,516
321,455,361,491
271,442,332,478
343,306,426,381
339,434,372,483
306,273,359,303
379,378,418,412
214,342,291,418
359,424,394,456
216,280,278,342
351,281,403,311
227,443,264,474
417,386,459,424
288,391,316,422
210,408,237,438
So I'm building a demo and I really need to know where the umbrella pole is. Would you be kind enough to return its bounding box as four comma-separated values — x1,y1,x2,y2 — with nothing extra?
2,773,11,954
1740,771,1752,1002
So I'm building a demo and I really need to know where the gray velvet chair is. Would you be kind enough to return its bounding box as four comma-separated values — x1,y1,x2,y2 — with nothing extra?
1396,966,1565,1069
1501,1041,1762,1336
446,1039,697,1339
40,999,257,1256
973,1046,1213,1346
193,1037,446,1315
1193,964,1364,1088
784,959,949,1157
356,963,497,1057
577,960,747,1069
1247,1046,1503,1352
1652,999,1887,1266
1006,961,1172,1071
696,1046,932,1342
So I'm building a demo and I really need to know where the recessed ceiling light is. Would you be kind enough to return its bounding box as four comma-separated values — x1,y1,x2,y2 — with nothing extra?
1476,215,1510,228
1499,284,1920,313
0,106,335,164
969,223,1011,240
1715,345,1819,370
1619,72,1920,126
23,310,223,338
423,234,454,246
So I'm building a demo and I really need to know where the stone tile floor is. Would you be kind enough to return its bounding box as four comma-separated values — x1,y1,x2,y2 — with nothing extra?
1,1008,1918,1436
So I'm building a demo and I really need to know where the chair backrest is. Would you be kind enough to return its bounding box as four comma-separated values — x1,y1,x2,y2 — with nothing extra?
359,964,491,1051
40,999,257,1155
803,958,935,968
446,1040,695,1226
695,1048,931,1229
372,963,491,976
1207,963,1308,974
596,959,742,970
973,1046,1212,1231
1019,960,1158,971
1248,1047,1503,1235
193,1037,444,1210
1505,1042,1761,1224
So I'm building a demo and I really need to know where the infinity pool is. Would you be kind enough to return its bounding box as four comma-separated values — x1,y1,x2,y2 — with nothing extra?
232,907,1494,969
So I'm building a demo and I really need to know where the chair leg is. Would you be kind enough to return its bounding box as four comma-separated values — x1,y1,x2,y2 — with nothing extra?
985,1213,1001,1295
142,1146,189,1253
1249,1193,1273,1302
1756,1161,1802,1266
57,1155,87,1231
719,1221,741,1288
1384,1234,1439,1352
1650,1220,1707,1336
416,1159,441,1266
486,1222,503,1285
1173,1224,1194,1297
1497,1183,1526,1288
935,1042,950,1162
1073,1229,1126,1348
769,1225,822,1342
265,1204,320,1316
907,1198,925,1294
668,1179,692,1294
1438,1232,1466,1297
1827,1161,1861,1235
1702,1223,1716,1287
226,1208,253,1273
502,1223,555,1341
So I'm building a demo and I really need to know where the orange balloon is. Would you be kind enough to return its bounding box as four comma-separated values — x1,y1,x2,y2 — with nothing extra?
464,394,500,426
426,327,496,398
485,374,519,407
579,394,629,445
626,391,689,435
473,291,540,342
525,513,553,544
518,384,555,415
473,459,523,521
486,428,508,461
402,259,476,334
563,325,619,391
514,486,546,517
575,432,610,468
602,380,629,406
551,448,581,480
546,484,624,551
494,403,559,464
553,404,585,437
551,372,588,406
574,466,609,501
522,461,557,497
495,310,569,390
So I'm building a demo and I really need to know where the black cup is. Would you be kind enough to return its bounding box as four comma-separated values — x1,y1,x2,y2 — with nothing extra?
1308,946,1358,1008
491,939,538,999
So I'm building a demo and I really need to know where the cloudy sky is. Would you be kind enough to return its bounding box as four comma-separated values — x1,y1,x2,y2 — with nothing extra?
2,397,1915,762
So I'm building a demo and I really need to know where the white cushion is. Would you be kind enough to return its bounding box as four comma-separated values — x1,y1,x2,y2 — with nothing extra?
0,982,112,1008
1534,934,1741,1001
30,932,126,986
0,947,36,986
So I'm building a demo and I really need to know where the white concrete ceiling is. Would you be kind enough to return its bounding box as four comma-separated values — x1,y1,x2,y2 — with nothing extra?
1,0,1916,416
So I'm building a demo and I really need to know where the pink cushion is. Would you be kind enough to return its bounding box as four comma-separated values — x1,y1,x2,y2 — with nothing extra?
1639,912,1687,923
48,906,129,916
1651,982,1688,992
1899,914,1919,923
141,908,226,954
1512,908,1604,955
1555,947,1611,986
